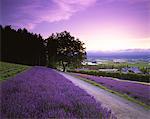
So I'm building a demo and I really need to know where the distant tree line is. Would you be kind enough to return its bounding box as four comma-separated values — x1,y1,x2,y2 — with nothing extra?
0,25,46,66
0,25,86,71
69,70,150,83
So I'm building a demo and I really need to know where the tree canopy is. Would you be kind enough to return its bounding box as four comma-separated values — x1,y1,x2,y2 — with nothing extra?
1,25,46,66
0,25,86,70
46,31,86,71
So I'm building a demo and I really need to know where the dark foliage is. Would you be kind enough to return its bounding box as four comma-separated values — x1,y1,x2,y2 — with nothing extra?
0,25,46,66
69,70,150,83
0,25,86,69
46,31,86,71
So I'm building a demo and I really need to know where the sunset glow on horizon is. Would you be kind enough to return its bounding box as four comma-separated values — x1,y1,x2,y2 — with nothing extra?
1,0,150,51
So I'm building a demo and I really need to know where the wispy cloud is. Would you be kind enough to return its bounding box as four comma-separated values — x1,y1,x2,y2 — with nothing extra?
2,0,97,29
2,0,149,29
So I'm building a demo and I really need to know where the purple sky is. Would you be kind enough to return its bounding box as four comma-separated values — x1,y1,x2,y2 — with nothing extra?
1,0,150,51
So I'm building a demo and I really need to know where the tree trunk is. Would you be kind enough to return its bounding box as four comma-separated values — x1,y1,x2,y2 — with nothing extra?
62,61,66,72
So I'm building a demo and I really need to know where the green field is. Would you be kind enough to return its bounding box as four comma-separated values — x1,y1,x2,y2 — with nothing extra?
83,61,150,74
0,61,30,81
104,61,150,68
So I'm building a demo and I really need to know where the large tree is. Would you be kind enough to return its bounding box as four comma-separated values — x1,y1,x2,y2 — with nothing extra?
46,31,86,71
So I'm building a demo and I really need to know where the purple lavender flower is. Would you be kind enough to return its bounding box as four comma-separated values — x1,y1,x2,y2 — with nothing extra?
73,73,150,105
1,67,116,118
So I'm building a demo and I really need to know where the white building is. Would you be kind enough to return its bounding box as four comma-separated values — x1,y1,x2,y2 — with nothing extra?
82,61,98,65
98,69,118,72
113,59,126,63
122,67,142,74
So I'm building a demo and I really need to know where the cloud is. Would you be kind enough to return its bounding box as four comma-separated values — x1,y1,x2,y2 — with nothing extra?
2,0,97,29
123,0,150,4
2,0,149,29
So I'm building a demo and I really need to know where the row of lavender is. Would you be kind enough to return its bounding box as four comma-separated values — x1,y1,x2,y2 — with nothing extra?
1,67,116,118
71,73,150,105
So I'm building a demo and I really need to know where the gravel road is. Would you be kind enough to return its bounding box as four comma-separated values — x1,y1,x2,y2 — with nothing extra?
58,71,149,119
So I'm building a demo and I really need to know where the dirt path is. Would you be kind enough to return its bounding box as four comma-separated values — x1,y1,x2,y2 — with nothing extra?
58,71,149,119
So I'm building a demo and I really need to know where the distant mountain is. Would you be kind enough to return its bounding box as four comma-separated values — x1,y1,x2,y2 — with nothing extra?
116,49,150,53
87,49,150,60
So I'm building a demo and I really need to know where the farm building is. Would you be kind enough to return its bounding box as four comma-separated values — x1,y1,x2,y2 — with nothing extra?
122,67,141,73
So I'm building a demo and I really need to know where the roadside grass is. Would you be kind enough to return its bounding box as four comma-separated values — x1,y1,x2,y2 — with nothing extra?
69,73,150,110
0,61,30,81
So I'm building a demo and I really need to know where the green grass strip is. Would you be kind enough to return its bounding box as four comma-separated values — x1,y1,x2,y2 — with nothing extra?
0,61,30,81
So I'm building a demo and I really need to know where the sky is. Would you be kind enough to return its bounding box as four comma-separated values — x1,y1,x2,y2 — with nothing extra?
1,0,150,51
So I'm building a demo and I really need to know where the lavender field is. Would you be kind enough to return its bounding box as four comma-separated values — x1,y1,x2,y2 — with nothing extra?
71,73,150,105
1,66,116,119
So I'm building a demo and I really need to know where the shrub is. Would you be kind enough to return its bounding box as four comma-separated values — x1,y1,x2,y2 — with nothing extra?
68,70,150,83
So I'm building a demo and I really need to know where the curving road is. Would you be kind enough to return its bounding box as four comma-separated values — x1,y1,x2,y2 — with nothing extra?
58,71,150,119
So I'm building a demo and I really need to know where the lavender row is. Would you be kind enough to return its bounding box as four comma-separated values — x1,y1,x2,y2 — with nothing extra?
72,73,150,105
1,66,116,119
